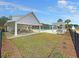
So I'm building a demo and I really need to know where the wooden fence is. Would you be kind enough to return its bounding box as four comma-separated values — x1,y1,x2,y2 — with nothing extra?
69,29,79,58
0,30,2,58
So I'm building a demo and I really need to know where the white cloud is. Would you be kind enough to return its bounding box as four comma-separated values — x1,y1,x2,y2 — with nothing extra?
67,5,77,13
0,1,11,5
58,0,78,13
0,1,50,15
68,5,76,10
0,1,31,11
58,0,67,7
70,14,79,24
63,14,79,24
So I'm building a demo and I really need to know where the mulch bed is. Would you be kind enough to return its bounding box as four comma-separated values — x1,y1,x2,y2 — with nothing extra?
1,33,22,58
58,31,77,58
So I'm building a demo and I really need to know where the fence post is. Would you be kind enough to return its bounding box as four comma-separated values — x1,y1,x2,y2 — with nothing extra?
0,30,2,58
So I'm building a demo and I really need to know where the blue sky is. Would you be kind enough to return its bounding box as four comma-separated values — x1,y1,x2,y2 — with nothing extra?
0,0,79,24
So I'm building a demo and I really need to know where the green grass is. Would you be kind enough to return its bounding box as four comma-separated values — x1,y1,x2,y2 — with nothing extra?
10,33,67,58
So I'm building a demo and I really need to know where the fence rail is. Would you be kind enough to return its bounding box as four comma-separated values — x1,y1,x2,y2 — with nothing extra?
69,29,79,58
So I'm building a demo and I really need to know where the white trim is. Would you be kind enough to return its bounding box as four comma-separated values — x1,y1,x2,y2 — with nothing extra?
39,26,41,32
15,22,17,36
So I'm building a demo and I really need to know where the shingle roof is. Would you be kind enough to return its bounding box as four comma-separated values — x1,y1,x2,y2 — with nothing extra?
7,12,40,23
6,12,41,25
7,16,23,22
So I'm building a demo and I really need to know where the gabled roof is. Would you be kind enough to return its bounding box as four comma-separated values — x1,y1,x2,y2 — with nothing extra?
7,12,40,25
7,16,23,22
17,12,40,23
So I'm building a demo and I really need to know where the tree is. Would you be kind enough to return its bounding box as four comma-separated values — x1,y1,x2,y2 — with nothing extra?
57,19,63,22
0,16,9,26
65,19,71,29
74,24,79,28
65,19,71,24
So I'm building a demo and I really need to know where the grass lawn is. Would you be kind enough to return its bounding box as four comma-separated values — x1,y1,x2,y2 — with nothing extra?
10,33,67,58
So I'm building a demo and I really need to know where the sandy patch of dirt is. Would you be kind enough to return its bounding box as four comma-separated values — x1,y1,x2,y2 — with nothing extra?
58,31,77,58
1,33,22,58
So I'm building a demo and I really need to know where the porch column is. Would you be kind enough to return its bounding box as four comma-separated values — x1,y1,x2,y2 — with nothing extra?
26,25,28,30
52,25,53,32
39,25,41,32
29,25,32,30
15,22,17,36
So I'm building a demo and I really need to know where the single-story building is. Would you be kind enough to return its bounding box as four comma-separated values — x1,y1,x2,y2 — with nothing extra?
52,22,66,34
5,12,66,36
5,12,42,36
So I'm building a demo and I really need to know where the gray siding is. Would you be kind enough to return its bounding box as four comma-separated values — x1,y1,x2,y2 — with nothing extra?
17,13,40,25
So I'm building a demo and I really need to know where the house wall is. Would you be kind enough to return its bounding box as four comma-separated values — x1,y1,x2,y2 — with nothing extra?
17,13,40,25
52,23,66,34
7,22,15,33
6,12,41,35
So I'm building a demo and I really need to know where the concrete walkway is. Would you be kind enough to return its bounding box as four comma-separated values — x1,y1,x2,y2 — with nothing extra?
6,30,63,39
6,32,40,39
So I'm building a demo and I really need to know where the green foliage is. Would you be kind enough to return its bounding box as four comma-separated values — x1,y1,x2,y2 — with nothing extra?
57,19,63,22
65,24,73,29
65,19,71,24
0,16,9,26
65,19,71,29
74,24,79,28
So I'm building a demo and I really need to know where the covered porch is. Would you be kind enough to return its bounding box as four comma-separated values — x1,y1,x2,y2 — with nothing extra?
6,22,41,36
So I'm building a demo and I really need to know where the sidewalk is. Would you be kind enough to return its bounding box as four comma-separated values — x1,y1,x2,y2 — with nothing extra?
6,32,40,39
